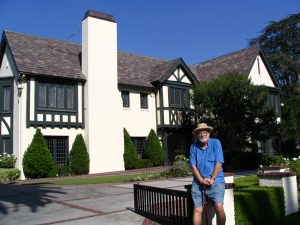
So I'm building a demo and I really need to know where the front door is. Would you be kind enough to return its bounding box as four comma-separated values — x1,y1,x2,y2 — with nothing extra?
0,78,13,154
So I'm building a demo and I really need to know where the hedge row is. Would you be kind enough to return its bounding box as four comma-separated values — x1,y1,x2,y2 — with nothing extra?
0,168,21,182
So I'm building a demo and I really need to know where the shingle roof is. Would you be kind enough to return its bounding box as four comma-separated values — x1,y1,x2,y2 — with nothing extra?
117,52,166,88
4,30,85,80
190,45,260,81
2,30,265,88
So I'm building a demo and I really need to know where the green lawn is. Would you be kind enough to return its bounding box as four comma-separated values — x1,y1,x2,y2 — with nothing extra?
29,172,160,185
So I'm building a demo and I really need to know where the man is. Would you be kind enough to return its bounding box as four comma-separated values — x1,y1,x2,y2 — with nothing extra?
189,123,226,225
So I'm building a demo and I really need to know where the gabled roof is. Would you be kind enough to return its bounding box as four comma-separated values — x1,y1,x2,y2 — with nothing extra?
2,30,85,80
190,45,261,82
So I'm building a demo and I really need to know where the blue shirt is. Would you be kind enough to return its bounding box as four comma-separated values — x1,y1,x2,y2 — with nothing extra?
189,138,225,183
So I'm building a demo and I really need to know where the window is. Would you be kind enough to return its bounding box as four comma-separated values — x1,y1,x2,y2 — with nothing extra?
3,86,10,111
131,137,146,157
267,94,280,113
169,87,188,108
0,138,10,154
140,93,148,109
38,82,75,110
45,136,69,166
121,91,130,108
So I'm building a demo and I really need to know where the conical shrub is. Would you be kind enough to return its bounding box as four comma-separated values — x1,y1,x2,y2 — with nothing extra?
144,129,164,166
22,128,53,178
123,128,137,169
69,134,89,175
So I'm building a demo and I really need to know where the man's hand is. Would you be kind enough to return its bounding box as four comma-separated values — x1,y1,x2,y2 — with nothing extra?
201,178,214,185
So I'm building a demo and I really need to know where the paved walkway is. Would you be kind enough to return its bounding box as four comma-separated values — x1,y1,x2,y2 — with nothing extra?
0,171,256,225
0,177,193,225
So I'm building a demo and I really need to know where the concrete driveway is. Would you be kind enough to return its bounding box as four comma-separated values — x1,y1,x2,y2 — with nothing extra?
0,177,193,225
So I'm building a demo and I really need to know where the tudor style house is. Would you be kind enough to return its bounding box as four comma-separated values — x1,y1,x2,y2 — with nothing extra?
0,10,280,178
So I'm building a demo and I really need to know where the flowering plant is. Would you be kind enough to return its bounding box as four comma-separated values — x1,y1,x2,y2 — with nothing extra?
0,153,17,168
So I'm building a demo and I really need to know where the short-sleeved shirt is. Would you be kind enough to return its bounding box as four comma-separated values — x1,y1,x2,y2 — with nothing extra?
189,138,225,183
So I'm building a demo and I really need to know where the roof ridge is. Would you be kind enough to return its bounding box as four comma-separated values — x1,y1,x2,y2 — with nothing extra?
4,30,81,46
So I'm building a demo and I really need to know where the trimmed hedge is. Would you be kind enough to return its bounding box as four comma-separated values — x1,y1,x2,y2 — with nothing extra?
69,134,89,175
0,154,16,168
0,168,21,182
123,128,137,169
22,129,53,178
290,160,300,176
144,129,164,166
234,176,285,225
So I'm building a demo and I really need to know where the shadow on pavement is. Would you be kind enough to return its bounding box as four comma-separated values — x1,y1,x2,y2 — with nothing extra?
0,183,66,215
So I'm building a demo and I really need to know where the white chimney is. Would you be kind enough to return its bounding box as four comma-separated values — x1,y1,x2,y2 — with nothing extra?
82,10,124,173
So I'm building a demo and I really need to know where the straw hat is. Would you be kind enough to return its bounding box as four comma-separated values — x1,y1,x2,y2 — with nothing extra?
192,123,213,136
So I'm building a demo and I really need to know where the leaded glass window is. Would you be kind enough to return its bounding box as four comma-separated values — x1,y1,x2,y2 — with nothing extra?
121,91,130,108
39,83,47,107
169,87,189,108
140,93,148,109
38,82,75,110
131,137,146,158
3,87,10,111
57,85,65,109
1,138,10,154
45,136,68,166
66,86,74,109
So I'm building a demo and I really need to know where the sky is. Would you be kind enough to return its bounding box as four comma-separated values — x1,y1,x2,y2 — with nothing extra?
0,0,299,64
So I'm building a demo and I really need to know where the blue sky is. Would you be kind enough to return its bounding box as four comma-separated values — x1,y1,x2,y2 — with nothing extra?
0,0,299,64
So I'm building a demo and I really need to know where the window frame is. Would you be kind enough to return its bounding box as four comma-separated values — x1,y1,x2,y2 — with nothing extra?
121,91,130,108
131,137,146,158
140,93,148,109
169,87,189,108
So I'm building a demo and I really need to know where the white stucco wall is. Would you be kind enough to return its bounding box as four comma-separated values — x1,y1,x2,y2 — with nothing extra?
121,89,156,137
17,78,85,179
248,55,275,87
82,14,124,173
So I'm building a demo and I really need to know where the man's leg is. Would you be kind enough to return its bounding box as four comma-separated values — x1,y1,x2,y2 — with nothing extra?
193,206,203,225
214,203,226,225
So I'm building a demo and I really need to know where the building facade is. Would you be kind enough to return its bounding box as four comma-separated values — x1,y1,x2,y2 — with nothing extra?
0,10,280,178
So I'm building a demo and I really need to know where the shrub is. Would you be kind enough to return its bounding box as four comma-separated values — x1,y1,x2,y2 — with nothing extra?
48,165,72,177
134,159,154,169
144,129,164,166
290,159,300,176
69,134,89,175
22,129,53,178
260,154,285,166
123,128,137,169
0,168,21,182
234,186,284,225
0,153,17,168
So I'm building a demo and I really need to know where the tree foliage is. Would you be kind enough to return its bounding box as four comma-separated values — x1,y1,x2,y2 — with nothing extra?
192,72,279,152
69,134,89,175
22,128,53,178
250,13,300,150
144,129,164,166
123,128,137,169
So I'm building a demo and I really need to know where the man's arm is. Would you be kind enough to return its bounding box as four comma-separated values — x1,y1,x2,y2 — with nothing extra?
211,162,222,180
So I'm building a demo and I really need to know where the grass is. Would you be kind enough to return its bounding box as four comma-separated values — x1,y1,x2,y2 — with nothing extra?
29,172,160,185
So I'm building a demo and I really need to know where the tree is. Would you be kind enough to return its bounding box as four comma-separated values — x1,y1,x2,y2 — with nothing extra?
69,134,89,175
250,13,300,151
123,128,137,169
22,128,53,178
144,129,164,166
192,72,279,153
